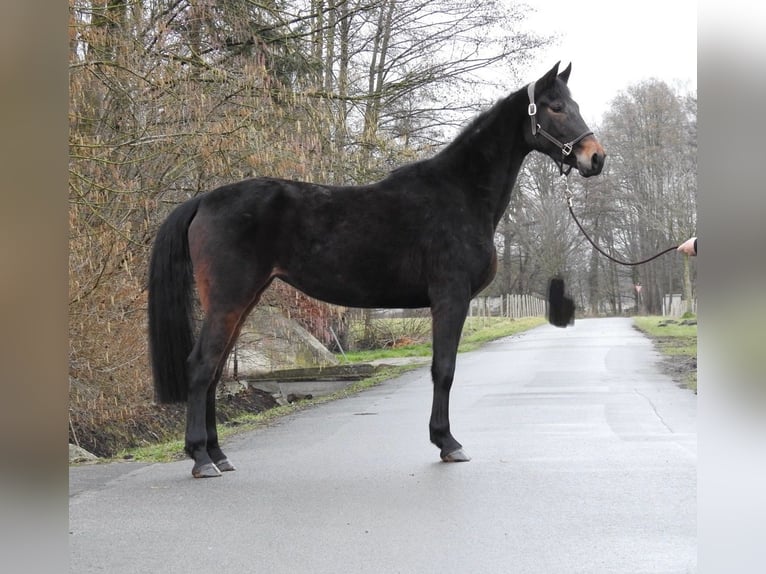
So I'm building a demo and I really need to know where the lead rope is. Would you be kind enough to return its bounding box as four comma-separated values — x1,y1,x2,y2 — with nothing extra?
562,177,679,266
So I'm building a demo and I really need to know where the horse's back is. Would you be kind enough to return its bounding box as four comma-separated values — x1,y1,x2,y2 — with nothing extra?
190,173,493,308
189,176,431,307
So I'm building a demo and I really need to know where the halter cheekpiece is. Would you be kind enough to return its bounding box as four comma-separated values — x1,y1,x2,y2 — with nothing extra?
526,81,593,176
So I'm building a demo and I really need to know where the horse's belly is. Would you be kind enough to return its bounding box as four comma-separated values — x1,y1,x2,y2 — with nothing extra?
277,266,430,309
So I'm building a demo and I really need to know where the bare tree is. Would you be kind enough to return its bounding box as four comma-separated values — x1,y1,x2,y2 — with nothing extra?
600,80,697,314
69,0,341,451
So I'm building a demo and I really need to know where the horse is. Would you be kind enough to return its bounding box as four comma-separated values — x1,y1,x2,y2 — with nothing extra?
148,61,605,478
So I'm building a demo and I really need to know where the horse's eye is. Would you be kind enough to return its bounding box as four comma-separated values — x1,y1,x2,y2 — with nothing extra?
549,102,564,113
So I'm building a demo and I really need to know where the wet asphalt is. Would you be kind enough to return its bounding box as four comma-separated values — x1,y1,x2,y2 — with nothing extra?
69,317,696,573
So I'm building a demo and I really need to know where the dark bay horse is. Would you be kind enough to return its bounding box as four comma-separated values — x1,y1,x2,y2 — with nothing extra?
148,62,605,477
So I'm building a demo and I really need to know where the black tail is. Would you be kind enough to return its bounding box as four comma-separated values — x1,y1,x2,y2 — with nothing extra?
148,196,202,403
547,277,575,328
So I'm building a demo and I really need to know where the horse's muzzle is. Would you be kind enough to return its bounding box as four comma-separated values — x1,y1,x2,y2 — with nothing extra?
576,136,606,177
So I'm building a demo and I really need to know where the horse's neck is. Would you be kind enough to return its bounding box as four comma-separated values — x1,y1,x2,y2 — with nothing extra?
436,96,529,226
490,153,526,227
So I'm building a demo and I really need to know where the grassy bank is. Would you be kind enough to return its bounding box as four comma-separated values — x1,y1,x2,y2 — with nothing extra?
339,316,546,363
633,315,697,392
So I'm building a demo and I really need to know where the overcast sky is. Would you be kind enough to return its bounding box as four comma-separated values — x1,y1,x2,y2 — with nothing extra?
517,0,697,125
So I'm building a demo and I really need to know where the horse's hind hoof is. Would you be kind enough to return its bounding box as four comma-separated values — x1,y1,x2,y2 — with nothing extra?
192,462,222,478
214,458,236,472
441,448,471,462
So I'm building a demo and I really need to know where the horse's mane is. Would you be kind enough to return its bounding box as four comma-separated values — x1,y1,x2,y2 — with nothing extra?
385,86,527,181
450,97,513,145
385,79,563,181
437,76,572,160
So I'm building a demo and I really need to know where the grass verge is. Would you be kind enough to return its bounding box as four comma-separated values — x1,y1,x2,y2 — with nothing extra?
633,315,697,392
340,316,546,363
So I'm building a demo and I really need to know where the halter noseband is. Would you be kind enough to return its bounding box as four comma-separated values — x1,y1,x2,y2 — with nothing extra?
527,81,593,176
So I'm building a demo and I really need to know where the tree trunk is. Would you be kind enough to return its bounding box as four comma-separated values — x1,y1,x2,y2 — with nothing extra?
588,245,600,314
502,213,514,293
363,0,396,148
682,255,693,315
312,0,325,81
323,0,336,93
335,0,350,154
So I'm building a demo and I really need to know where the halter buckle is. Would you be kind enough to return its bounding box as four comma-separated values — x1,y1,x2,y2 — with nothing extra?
527,103,536,116
562,143,573,156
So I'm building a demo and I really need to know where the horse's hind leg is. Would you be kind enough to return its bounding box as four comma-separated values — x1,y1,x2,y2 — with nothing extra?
429,290,471,462
185,204,280,477
186,272,279,477
185,310,243,477
205,366,236,472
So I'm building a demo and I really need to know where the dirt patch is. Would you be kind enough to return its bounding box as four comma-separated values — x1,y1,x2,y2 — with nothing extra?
632,318,697,393
650,336,697,392
658,350,697,387
70,385,278,459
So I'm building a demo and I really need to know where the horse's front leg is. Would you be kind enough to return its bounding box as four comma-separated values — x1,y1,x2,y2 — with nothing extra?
429,292,471,462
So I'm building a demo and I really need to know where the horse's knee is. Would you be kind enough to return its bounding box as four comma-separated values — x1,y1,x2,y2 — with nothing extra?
431,358,456,390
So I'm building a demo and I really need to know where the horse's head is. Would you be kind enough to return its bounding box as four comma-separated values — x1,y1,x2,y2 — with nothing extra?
525,62,605,178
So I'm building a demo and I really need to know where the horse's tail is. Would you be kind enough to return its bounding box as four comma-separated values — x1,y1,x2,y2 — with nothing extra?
148,196,202,404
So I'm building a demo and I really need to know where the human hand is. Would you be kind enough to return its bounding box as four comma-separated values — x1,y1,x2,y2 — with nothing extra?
677,237,697,256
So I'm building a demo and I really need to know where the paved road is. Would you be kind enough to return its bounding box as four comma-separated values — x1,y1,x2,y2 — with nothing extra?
69,318,696,573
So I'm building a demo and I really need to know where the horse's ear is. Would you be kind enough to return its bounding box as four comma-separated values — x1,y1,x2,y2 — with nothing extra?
537,61,560,92
558,62,571,84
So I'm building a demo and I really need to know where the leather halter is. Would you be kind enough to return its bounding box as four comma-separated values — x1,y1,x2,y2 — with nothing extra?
526,81,593,175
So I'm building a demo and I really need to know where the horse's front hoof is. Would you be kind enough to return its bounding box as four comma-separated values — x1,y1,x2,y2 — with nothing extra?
441,448,471,462
192,462,222,478
214,458,236,472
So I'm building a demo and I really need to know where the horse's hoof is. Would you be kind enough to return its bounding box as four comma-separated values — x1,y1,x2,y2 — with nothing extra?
192,462,222,478
441,448,471,462
215,458,236,472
